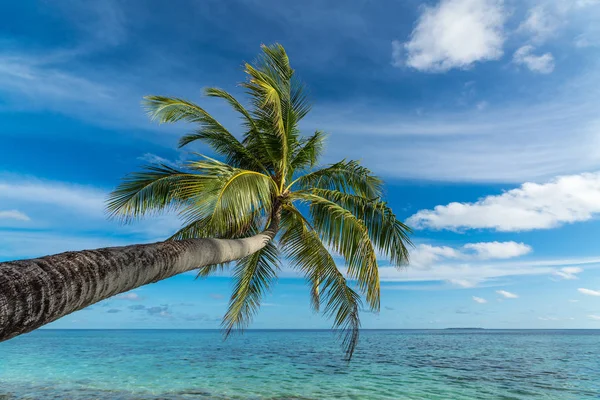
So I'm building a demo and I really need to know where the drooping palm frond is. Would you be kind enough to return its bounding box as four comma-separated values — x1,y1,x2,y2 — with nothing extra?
292,192,380,312
279,204,362,360
222,240,279,336
292,160,383,198
310,189,413,267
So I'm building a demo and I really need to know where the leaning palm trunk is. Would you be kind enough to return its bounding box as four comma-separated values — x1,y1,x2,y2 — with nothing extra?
0,225,277,343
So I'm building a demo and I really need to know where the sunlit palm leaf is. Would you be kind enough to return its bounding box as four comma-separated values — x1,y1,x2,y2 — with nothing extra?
290,130,326,171
107,164,212,222
311,188,413,267
279,205,362,359
222,240,279,336
293,192,380,311
293,160,383,198
179,159,275,238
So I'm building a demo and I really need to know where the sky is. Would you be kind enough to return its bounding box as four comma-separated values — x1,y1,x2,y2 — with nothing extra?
2,0,600,330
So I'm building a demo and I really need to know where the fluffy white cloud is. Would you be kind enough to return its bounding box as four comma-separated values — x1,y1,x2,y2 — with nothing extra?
472,296,487,303
496,290,518,298
578,288,600,296
408,241,530,270
399,0,506,72
513,45,554,74
589,315,600,320
407,172,600,232
0,210,30,221
463,241,531,259
554,267,583,280
408,244,461,268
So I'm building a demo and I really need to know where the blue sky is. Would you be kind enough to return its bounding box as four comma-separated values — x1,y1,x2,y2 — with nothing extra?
2,0,600,329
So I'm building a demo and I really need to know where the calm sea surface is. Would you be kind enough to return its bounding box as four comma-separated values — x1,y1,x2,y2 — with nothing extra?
0,330,598,399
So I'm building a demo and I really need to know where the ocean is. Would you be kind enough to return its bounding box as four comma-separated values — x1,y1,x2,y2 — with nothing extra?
0,329,598,399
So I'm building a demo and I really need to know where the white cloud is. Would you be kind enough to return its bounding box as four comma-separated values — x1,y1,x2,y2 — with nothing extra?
578,288,600,296
554,267,583,280
0,179,106,217
407,172,600,232
472,296,487,303
513,45,554,74
538,316,559,321
390,40,404,67
409,244,461,268
496,290,518,298
406,241,531,272
116,292,141,301
518,5,559,43
463,241,531,259
400,0,506,72
0,210,30,221
568,299,579,303
448,279,480,288
589,315,600,320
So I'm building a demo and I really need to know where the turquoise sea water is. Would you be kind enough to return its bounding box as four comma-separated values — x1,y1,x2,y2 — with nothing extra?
0,330,599,399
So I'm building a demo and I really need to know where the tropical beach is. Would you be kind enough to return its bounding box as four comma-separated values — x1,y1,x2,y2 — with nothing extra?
2,0,600,399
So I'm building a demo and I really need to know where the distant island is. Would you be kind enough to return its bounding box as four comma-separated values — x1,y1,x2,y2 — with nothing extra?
444,328,485,330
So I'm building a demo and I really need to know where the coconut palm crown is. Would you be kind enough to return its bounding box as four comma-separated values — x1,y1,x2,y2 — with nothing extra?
107,44,412,359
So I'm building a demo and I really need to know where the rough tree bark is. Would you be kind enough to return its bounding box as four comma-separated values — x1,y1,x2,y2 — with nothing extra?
0,219,278,342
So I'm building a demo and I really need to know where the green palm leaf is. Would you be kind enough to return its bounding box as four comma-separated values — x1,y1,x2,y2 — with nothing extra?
311,188,413,267
280,205,362,359
293,160,383,198
292,192,380,312
222,240,279,336
106,164,211,221
290,130,326,171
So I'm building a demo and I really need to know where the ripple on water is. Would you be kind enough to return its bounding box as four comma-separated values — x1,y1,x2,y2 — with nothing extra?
1,330,599,399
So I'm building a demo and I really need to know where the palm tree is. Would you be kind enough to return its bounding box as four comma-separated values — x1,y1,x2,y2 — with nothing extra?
0,44,411,359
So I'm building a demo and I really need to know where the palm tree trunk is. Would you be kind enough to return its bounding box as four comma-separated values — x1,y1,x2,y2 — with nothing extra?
0,221,278,342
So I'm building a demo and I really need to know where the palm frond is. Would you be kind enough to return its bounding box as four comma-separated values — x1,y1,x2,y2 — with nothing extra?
222,240,279,336
311,189,413,267
143,96,224,127
279,204,362,360
290,130,326,171
180,128,266,172
293,192,380,312
106,164,211,222
293,160,383,198
203,87,258,132
179,158,276,238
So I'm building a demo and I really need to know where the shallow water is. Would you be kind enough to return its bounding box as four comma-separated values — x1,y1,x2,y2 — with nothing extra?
1,330,598,399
